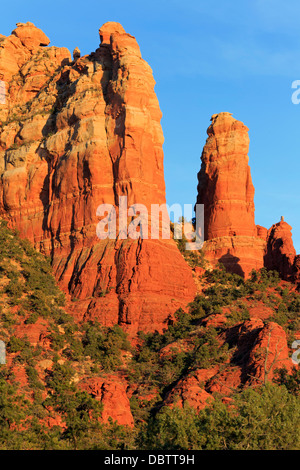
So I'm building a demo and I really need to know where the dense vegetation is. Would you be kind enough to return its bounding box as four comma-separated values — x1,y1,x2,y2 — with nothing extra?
0,219,299,449
143,383,300,450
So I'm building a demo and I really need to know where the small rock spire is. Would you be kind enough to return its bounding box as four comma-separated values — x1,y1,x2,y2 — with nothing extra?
73,47,80,61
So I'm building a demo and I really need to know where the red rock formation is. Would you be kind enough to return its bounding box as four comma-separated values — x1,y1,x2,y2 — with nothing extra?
79,376,134,427
264,218,297,281
202,313,227,328
206,367,242,395
197,112,256,240
0,22,196,334
246,322,292,385
156,315,296,412
293,255,300,288
181,318,294,404
164,372,214,412
195,113,300,284
256,225,268,240
195,112,266,278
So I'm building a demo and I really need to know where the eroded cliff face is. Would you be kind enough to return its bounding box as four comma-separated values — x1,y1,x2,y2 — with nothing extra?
197,112,256,240
264,219,296,281
195,112,265,278
195,112,300,284
0,22,196,334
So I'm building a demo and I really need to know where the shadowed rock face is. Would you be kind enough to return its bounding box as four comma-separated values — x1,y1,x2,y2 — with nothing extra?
0,22,196,334
196,112,256,240
195,112,265,278
264,219,297,281
264,219,300,288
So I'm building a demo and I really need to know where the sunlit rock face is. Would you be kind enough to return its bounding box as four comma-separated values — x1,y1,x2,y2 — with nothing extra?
196,112,265,278
0,22,196,335
264,218,297,282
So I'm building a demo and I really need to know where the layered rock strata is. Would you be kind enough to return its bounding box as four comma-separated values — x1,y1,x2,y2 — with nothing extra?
196,112,300,283
0,22,196,334
195,112,265,277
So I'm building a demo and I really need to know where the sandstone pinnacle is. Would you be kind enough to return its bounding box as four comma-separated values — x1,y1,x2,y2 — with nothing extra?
0,22,196,334
196,112,265,277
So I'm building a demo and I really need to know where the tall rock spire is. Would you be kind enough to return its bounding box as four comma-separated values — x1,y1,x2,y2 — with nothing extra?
0,22,196,334
196,112,265,277
196,112,256,240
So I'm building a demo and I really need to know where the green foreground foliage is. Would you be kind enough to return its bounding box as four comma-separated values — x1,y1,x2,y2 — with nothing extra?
144,383,300,450
0,219,299,449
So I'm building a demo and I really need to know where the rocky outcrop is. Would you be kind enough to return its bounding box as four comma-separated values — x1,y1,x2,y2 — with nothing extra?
79,376,134,427
0,22,51,88
164,370,214,412
195,113,300,284
264,218,297,281
195,112,265,277
246,322,292,384
160,317,294,413
0,22,196,334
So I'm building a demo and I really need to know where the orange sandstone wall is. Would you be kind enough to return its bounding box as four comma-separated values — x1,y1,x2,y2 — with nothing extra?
0,22,196,334
196,112,265,278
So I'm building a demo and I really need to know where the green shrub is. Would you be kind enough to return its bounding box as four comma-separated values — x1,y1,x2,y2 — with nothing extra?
144,384,300,450
7,336,27,353
25,366,45,390
82,322,131,372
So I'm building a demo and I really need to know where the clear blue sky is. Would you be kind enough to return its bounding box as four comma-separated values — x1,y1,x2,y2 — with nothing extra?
1,0,300,251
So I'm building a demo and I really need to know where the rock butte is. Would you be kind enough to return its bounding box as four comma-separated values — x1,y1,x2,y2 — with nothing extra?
0,21,196,335
0,22,300,429
196,112,300,282
0,20,299,343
